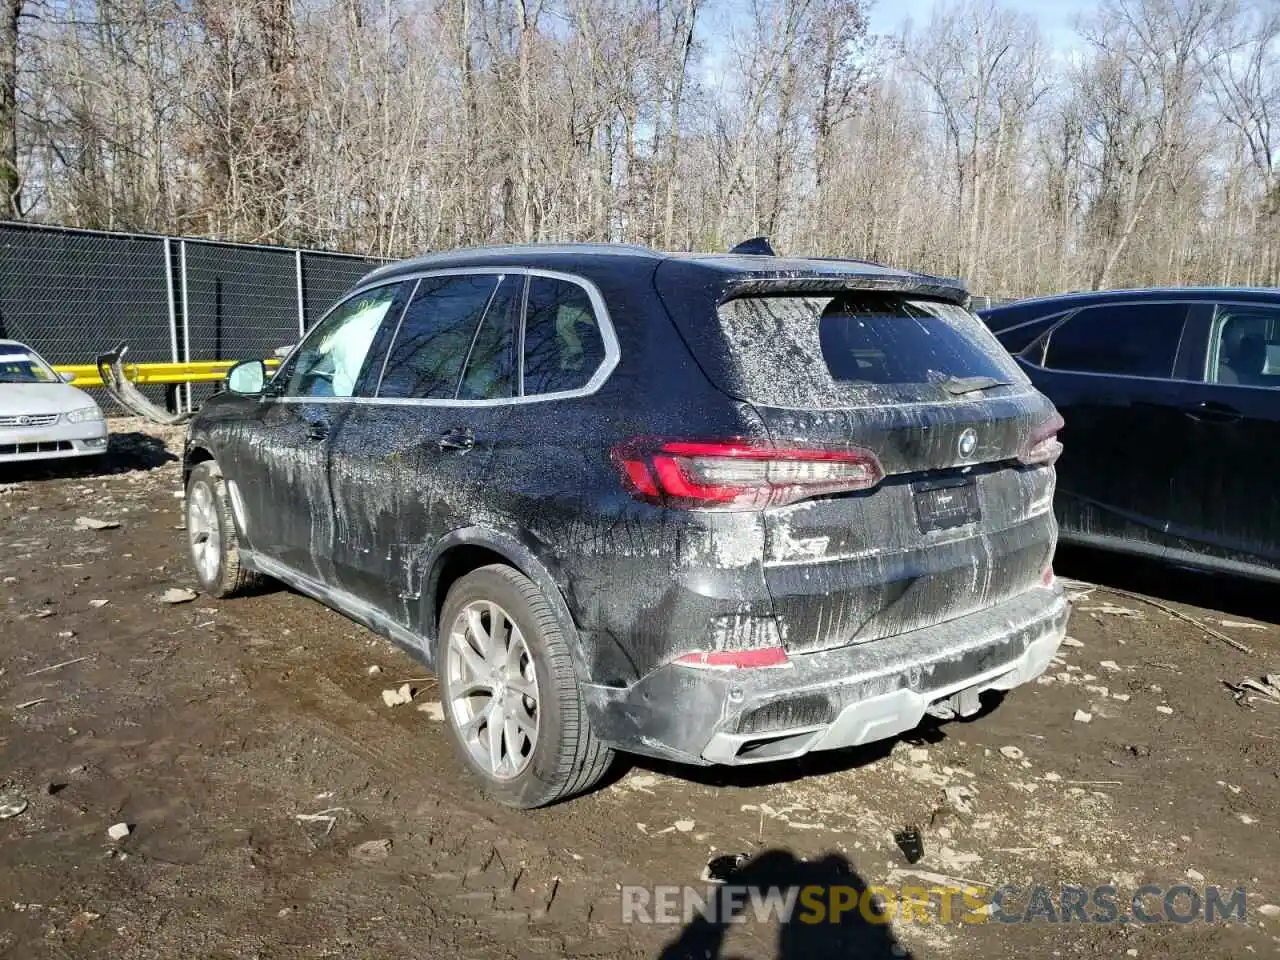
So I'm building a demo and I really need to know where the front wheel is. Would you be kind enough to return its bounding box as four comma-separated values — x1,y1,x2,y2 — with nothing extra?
438,564,613,808
185,461,264,598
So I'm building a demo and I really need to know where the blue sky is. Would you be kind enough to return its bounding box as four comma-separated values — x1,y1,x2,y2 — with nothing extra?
868,0,1094,50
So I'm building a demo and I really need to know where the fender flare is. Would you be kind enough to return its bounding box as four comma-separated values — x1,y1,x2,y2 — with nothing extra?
419,527,589,676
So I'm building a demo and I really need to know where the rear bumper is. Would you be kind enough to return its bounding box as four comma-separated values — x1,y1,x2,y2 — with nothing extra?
0,420,109,463
582,583,1068,765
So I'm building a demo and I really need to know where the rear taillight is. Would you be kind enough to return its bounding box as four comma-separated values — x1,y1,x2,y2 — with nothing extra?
611,438,884,510
1019,413,1064,466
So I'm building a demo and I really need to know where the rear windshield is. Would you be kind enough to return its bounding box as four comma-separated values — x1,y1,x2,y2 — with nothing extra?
715,293,1026,407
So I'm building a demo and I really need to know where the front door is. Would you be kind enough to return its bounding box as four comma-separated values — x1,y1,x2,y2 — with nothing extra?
238,281,410,581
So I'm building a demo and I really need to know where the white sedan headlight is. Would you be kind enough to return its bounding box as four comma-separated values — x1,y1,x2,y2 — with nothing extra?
65,405,104,423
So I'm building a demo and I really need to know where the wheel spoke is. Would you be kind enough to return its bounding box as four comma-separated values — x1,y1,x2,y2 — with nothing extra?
503,715,523,758
507,677,536,700
458,700,493,739
505,624,526,671
486,706,504,772
465,608,491,657
511,706,537,737
487,602,508,664
454,677,492,698
454,629,489,678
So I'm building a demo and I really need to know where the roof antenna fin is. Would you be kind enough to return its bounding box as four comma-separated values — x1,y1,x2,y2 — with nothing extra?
729,237,775,256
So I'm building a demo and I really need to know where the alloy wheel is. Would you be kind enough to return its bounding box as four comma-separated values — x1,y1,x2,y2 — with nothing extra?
446,599,540,780
187,482,222,584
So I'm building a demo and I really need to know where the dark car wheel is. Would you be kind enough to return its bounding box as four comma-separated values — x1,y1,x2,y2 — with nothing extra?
185,461,264,598
438,564,614,808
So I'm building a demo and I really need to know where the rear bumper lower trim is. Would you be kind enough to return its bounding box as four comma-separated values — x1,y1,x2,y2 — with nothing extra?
582,585,1069,766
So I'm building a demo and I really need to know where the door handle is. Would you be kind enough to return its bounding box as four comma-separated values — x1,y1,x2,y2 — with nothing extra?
1183,401,1242,424
305,422,330,441
438,427,475,451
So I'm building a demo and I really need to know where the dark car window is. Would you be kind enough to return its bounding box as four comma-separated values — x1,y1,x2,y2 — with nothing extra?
711,293,1025,407
279,283,402,398
458,275,522,401
378,275,501,400
1210,304,1280,388
1041,302,1186,379
522,277,606,396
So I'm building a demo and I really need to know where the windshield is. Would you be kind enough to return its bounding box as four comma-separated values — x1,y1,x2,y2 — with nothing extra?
0,350,59,384
714,293,1027,407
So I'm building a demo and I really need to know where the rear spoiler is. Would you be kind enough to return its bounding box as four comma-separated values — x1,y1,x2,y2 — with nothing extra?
718,274,970,307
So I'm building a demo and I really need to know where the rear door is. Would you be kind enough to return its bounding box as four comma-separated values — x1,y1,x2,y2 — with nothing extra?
1021,300,1193,555
1162,299,1280,570
695,291,1061,653
326,271,522,625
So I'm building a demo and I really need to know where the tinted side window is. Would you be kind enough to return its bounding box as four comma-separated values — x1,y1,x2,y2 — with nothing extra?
1211,303,1280,388
279,283,402,398
458,275,522,401
1042,303,1186,378
379,275,500,400
522,277,606,395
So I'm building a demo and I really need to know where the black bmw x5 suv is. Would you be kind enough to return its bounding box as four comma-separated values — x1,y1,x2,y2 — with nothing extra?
183,244,1069,807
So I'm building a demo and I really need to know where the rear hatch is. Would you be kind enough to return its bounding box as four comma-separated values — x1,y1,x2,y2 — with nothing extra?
657,270,1061,655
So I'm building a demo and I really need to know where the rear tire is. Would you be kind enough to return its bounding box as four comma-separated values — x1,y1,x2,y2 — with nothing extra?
185,461,264,598
438,564,613,808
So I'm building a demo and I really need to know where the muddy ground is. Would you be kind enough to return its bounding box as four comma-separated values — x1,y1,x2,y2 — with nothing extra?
0,420,1277,959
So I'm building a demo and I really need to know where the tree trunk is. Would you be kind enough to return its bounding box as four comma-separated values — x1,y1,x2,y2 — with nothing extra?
0,0,22,217
661,0,696,248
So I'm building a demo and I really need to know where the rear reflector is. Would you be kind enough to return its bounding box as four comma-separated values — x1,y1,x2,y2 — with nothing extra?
612,438,884,510
1019,413,1064,466
674,646,790,669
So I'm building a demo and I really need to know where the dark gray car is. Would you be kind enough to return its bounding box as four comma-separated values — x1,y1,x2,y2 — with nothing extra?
183,244,1069,807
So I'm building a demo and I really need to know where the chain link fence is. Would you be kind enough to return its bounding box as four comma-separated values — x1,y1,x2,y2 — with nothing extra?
0,220,388,409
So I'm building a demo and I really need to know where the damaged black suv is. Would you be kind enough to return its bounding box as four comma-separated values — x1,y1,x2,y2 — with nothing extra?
183,244,1069,808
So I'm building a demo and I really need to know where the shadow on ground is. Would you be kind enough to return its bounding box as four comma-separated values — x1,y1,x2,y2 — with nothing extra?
0,431,176,482
656,848,911,959
1055,543,1277,624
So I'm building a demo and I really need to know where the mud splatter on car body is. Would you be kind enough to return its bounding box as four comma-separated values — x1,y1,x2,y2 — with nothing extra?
184,244,1069,768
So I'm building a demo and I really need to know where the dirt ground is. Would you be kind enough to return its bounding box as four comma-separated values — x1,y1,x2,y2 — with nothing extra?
1,420,1277,959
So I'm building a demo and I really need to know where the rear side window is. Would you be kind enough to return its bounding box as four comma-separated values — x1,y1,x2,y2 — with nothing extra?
458,275,522,400
1210,303,1280,388
714,294,1024,407
1041,303,1185,379
379,275,500,399
522,277,606,395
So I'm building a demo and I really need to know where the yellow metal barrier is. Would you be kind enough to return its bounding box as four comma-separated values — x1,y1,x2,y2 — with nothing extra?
54,359,280,388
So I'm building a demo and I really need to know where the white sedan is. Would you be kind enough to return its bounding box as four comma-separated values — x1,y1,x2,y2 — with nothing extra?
0,340,108,463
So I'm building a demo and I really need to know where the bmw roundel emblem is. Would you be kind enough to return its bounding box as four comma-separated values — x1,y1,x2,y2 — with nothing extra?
958,428,978,459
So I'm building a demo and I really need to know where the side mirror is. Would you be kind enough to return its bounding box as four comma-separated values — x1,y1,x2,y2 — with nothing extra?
226,359,267,396
60,371,77,383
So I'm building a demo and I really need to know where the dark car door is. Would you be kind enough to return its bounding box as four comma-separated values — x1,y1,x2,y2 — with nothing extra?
1156,299,1280,571
326,271,522,630
1018,299,1195,557
229,281,410,582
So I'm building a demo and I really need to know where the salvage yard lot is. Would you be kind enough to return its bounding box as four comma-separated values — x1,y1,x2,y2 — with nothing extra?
1,421,1278,959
